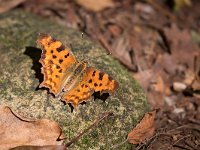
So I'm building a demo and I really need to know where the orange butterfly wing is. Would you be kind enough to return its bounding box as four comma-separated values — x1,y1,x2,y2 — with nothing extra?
37,33,78,96
37,33,118,107
61,67,118,107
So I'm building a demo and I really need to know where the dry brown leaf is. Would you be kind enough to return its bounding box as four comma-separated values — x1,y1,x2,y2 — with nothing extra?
152,76,164,93
10,145,67,150
0,106,64,150
174,0,192,11
164,24,199,69
128,110,156,144
0,0,27,13
133,69,153,92
192,52,200,92
75,0,115,12
194,52,200,82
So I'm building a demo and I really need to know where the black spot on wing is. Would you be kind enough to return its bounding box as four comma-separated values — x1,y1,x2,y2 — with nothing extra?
92,71,96,77
56,44,65,52
88,79,92,83
99,72,104,80
56,65,60,69
108,76,113,81
64,53,70,58
59,69,62,73
59,59,63,64
48,38,57,45
51,38,57,42
81,84,84,88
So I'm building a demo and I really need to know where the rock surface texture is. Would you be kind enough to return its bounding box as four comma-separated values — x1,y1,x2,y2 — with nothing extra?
0,10,148,149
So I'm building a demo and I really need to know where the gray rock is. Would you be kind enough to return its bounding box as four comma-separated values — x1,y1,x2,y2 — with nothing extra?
0,10,148,149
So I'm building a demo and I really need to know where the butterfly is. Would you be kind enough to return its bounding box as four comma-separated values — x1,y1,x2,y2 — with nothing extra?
37,33,118,108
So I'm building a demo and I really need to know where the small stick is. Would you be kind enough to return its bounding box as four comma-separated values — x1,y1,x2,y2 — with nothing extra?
65,112,113,147
111,139,128,149
146,0,176,21
172,135,191,146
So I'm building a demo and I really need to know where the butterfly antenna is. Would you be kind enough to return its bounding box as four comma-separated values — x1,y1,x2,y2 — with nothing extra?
80,32,111,58
71,33,112,62
81,52,112,64
93,52,111,59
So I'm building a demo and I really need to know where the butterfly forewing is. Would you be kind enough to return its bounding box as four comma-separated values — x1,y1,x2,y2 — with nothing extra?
37,33,78,96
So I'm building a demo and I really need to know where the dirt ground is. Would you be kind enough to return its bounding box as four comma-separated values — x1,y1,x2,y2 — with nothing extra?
0,0,199,149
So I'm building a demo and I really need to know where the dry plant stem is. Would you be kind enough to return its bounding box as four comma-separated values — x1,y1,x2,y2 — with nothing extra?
111,138,128,149
135,133,164,150
65,112,113,147
188,118,200,125
146,0,176,21
167,124,200,133
173,135,192,146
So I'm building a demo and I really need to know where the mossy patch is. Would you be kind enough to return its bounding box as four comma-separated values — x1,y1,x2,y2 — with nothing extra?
0,10,148,149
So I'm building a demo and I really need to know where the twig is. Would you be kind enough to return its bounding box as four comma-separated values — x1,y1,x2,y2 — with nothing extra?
111,138,128,149
65,112,113,147
172,135,191,146
173,144,191,150
167,124,200,133
188,118,200,125
185,138,199,150
135,132,173,150
146,0,176,22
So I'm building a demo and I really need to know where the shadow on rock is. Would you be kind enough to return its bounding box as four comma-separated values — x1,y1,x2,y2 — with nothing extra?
24,46,43,90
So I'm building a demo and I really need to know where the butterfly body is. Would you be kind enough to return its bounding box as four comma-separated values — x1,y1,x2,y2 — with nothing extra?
37,33,118,107
62,62,86,93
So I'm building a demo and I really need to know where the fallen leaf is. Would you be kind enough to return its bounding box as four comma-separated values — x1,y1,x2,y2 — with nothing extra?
152,76,164,93
174,0,192,11
0,0,27,13
148,91,165,108
0,106,64,150
133,69,153,92
128,110,156,144
10,145,67,150
75,0,115,12
194,52,200,82
163,24,198,70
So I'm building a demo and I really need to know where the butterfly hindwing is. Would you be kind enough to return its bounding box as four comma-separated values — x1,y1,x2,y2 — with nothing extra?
61,67,118,107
